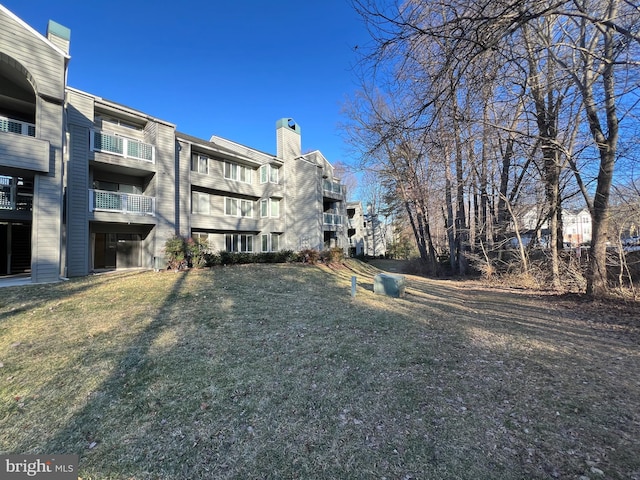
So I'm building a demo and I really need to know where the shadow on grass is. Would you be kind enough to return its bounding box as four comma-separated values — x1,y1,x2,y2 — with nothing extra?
0,272,150,324
3,264,639,479
8,270,192,471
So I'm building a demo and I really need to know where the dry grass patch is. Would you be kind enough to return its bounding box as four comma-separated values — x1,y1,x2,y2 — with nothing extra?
1,263,639,479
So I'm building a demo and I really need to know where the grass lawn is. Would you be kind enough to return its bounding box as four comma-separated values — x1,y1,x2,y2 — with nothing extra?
0,261,639,479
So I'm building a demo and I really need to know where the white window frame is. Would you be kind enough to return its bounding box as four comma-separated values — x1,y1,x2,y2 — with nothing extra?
260,164,279,184
225,234,254,252
240,199,253,217
224,161,252,184
225,197,237,216
225,197,253,217
260,198,280,218
192,191,210,215
261,233,280,252
191,155,209,174
192,232,213,251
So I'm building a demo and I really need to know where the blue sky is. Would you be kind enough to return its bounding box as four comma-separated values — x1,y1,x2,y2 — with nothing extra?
3,0,368,166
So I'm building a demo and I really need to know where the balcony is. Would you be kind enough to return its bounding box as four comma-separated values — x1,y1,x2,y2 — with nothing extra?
89,189,155,216
0,116,35,137
0,192,32,211
1,176,33,215
0,118,49,173
323,213,344,226
323,180,345,199
91,130,155,163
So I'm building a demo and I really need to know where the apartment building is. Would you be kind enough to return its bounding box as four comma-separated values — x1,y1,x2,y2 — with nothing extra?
0,5,347,282
346,201,388,257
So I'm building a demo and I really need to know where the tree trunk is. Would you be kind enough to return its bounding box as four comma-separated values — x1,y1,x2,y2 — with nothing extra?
583,4,619,297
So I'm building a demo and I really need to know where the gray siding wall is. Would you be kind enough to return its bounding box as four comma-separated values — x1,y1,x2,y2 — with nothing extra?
0,8,66,103
65,90,95,276
31,96,64,283
1,7,67,282
0,133,50,173
285,158,323,251
31,172,62,281
191,156,262,199
176,140,192,237
66,123,90,276
276,123,301,160
152,122,178,262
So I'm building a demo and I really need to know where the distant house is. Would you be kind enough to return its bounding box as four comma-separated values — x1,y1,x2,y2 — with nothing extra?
0,5,347,282
562,208,592,246
510,206,592,248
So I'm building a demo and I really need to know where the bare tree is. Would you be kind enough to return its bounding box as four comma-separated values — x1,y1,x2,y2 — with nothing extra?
349,0,640,296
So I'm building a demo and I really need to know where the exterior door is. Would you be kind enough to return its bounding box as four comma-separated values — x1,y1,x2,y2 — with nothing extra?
94,233,117,269
116,234,141,268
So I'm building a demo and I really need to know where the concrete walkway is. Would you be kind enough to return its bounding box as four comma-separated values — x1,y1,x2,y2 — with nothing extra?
0,274,32,288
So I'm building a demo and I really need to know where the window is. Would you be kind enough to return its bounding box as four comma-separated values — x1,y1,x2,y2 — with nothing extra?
224,161,252,184
191,155,209,174
192,192,210,215
92,181,142,195
241,199,253,217
225,197,237,216
261,233,280,252
98,115,143,131
224,162,236,180
225,234,253,252
260,198,280,218
271,198,279,217
192,232,212,250
260,164,279,184
225,197,253,217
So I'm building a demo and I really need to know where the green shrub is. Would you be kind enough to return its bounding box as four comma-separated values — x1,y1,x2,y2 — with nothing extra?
205,252,221,267
164,235,213,270
210,249,308,266
275,250,297,263
164,235,186,270
186,237,209,268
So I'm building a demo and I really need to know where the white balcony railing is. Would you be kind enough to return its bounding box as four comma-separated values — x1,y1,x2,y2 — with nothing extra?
323,180,344,195
323,213,344,225
1,176,33,211
0,116,35,137
91,130,155,163
90,189,155,216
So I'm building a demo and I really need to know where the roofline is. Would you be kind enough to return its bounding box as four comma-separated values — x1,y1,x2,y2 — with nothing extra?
66,86,175,128
209,134,276,162
0,5,70,59
177,132,280,166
